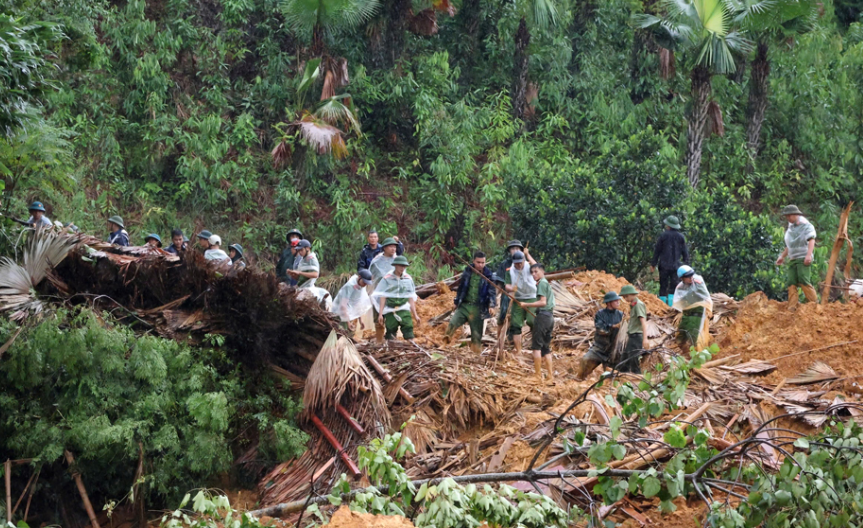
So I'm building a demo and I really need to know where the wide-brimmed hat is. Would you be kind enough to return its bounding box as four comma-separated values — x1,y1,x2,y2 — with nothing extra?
286,228,303,242
28,201,46,212
108,215,125,229
197,230,212,240
506,239,524,250
229,243,244,257
663,216,681,230
603,291,621,303
392,255,409,266
620,285,639,296
145,233,162,247
381,237,398,248
208,234,222,246
358,269,373,282
511,250,525,263
781,205,803,216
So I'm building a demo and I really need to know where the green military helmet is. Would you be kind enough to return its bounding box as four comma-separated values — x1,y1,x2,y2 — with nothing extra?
603,291,621,303
108,215,125,229
781,204,803,216
620,285,639,296
663,216,681,230
392,255,409,266
229,243,244,257
286,228,303,242
381,237,398,248
506,239,524,250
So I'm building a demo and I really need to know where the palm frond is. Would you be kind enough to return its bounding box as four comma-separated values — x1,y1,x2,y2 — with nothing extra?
314,96,362,135
297,113,349,158
297,58,322,95
409,8,439,36
432,0,456,16
24,227,79,285
528,0,558,29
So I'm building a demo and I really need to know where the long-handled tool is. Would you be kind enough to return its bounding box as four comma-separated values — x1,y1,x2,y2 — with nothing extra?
453,254,528,310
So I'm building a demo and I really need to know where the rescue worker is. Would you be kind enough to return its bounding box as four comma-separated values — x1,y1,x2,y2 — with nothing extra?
504,249,537,355
673,265,713,351
229,243,246,272
494,240,524,335
619,285,648,374
166,229,187,254
107,216,130,246
520,263,555,382
144,234,162,248
331,269,374,331
372,255,420,342
357,230,404,271
775,205,818,310
196,230,213,252
576,291,625,380
651,216,689,307
286,239,319,288
276,228,304,284
367,237,401,343
26,202,52,227
204,235,231,264
444,251,496,354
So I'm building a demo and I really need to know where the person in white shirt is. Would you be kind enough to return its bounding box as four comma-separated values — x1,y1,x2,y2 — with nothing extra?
204,234,232,265
26,201,52,227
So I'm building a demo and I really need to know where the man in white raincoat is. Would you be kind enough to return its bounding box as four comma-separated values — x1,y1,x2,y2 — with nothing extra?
287,239,319,289
775,205,818,311
673,265,713,352
368,237,400,343
504,249,537,355
371,255,420,343
331,269,374,332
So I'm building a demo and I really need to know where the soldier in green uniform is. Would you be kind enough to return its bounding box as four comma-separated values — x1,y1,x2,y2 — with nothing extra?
372,255,421,342
576,291,624,380
620,285,648,374
520,263,555,382
444,251,496,354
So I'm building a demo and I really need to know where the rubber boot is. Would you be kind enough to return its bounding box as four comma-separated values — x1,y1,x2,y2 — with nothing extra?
659,296,667,306
544,356,554,383
787,286,799,312
667,296,674,307
533,356,543,380
576,357,601,381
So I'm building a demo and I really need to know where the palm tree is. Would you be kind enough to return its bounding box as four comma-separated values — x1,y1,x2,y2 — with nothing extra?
637,0,752,188
512,0,558,121
280,0,380,57
735,0,819,158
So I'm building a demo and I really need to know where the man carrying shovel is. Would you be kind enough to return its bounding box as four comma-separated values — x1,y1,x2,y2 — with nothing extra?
444,251,496,354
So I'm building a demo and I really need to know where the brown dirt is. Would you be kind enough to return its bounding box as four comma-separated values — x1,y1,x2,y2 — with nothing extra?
572,270,670,316
714,292,863,381
327,506,415,528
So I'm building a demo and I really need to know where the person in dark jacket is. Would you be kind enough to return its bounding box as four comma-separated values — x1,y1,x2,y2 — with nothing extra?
276,228,304,285
445,251,496,354
494,240,524,336
576,291,625,380
651,216,689,307
357,230,404,271
165,229,187,254
107,216,130,247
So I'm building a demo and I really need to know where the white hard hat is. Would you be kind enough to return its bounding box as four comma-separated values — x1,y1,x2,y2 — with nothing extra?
208,234,222,246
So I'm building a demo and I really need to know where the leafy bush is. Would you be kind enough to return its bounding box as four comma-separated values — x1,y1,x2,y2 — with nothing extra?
0,308,308,512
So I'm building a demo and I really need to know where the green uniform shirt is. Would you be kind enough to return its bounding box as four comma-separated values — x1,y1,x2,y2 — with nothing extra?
627,298,647,335
465,273,482,305
535,278,555,313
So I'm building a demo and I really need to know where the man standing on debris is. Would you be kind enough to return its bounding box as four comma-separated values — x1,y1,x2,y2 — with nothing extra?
444,251,496,354
620,285,648,374
166,229,187,254
372,255,420,343
331,269,374,331
651,216,689,307
520,263,555,382
775,205,818,310
107,216,130,247
357,230,404,272
576,291,624,380
505,249,537,355
494,240,524,339
276,228,304,285
367,238,401,343
26,202,52,227
204,235,232,265
286,239,319,288
673,265,713,351
196,230,213,252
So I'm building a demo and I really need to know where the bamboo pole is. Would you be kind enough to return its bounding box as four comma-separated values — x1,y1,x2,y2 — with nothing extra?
5,459,11,525
310,414,361,479
64,450,101,528
335,404,365,434
364,354,415,404
822,202,854,305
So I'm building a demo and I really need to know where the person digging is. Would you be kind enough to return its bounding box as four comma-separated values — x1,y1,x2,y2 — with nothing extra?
672,265,713,352
518,263,555,382
444,251,496,354
494,239,525,341
576,291,624,381
619,285,648,375
504,249,537,356
775,204,819,311
372,255,421,343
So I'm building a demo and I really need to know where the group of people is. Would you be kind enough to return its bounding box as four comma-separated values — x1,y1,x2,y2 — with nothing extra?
21,199,822,381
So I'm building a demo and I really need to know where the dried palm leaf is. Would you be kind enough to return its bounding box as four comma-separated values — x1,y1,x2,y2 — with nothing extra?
787,362,839,385
707,100,725,137
610,313,630,366
719,360,776,375
659,47,675,79
271,141,292,168
409,8,438,35
315,95,361,135
297,114,347,158
432,0,456,16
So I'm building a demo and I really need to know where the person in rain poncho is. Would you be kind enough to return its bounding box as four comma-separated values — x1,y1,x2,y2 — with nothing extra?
368,237,400,343
371,255,420,342
504,249,537,355
576,291,625,380
775,205,818,311
286,239,319,288
357,230,404,271
673,265,713,352
204,234,232,265
494,240,525,342
331,269,374,331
